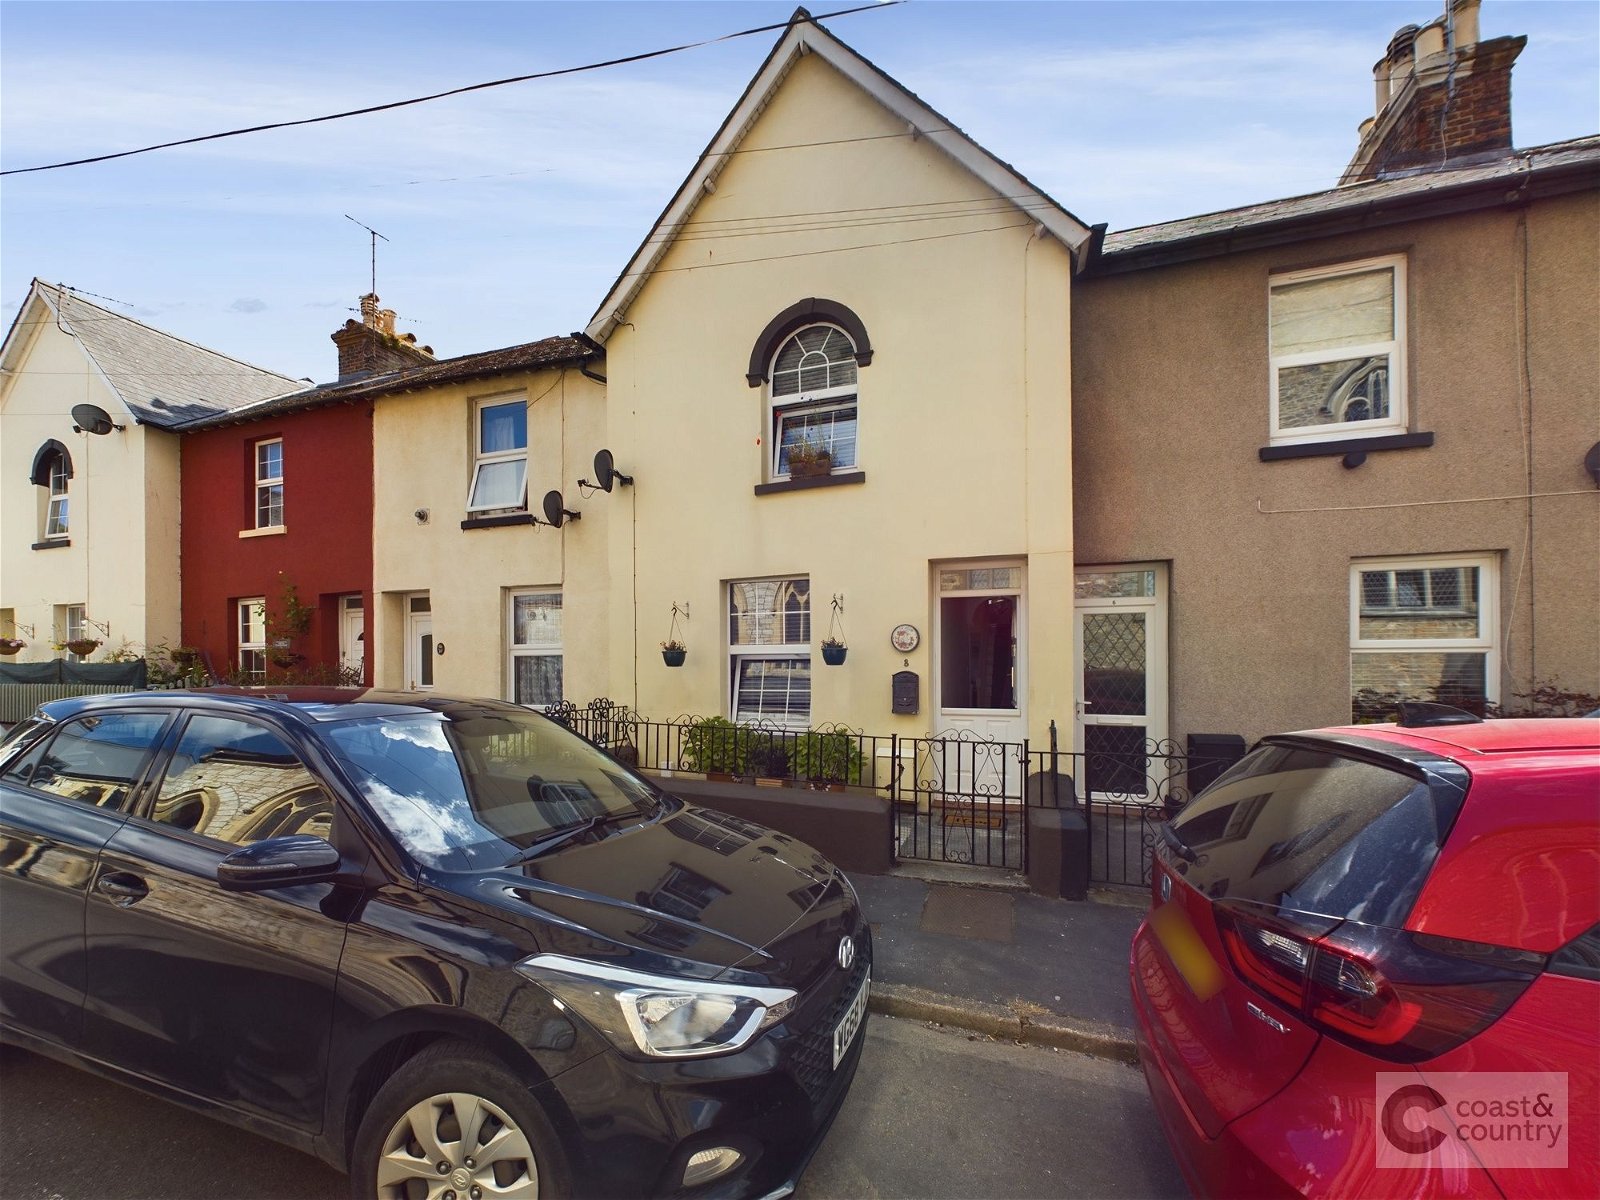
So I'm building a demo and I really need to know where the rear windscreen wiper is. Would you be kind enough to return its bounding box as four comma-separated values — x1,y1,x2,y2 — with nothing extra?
1159,822,1199,864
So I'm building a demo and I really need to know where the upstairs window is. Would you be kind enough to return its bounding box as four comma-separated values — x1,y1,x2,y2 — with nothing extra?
728,577,811,726
468,396,528,512
30,441,72,541
1269,256,1405,445
254,438,284,529
770,326,857,479
46,454,69,537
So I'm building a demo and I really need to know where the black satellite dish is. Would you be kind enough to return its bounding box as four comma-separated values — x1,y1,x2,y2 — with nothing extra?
593,448,633,491
71,403,122,435
542,490,581,528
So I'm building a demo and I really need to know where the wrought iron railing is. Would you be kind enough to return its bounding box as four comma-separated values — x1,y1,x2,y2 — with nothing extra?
543,702,1228,882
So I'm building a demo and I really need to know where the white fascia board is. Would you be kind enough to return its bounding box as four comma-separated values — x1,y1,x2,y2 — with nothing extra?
585,19,1091,343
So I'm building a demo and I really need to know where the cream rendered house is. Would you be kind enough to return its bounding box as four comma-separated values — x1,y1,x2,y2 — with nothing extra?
0,281,300,661
586,12,1093,754
368,336,606,705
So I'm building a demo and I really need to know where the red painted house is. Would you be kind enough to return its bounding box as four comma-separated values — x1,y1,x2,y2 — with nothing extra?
178,296,432,683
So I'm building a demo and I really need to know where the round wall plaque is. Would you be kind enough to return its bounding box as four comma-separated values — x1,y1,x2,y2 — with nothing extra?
890,623,920,653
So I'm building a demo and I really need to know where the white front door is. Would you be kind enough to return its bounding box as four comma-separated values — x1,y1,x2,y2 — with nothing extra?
339,595,364,681
1073,564,1169,799
404,594,433,690
935,562,1026,742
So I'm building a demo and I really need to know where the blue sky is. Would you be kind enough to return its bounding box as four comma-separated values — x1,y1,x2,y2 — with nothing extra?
3,1,1596,382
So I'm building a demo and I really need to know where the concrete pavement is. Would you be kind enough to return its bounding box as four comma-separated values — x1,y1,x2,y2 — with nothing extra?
849,871,1147,1061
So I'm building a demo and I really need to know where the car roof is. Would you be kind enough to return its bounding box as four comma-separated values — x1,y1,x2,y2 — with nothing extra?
1305,717,1599,758
33,687,535,730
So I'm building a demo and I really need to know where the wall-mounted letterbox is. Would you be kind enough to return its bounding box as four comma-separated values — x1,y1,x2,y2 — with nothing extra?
891,670,919,715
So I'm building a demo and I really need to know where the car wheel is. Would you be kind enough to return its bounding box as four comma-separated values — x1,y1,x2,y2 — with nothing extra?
351,1040,567,1200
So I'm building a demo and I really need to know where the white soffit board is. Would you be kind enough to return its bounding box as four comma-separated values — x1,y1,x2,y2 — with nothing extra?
585,16,1092,343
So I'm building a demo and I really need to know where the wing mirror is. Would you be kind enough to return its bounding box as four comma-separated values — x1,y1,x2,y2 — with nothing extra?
217,834,344,892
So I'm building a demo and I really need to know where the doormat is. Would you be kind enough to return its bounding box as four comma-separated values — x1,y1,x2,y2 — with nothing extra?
941,809,1006,830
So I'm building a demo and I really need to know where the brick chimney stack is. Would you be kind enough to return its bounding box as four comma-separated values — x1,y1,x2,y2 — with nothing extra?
332,292,435,381
1341,0,1524,185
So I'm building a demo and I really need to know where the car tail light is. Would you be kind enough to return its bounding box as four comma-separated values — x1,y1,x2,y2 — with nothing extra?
1216,906,1544,1063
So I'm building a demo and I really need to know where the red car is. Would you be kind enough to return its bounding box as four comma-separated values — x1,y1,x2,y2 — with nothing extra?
1132,711,1599,1198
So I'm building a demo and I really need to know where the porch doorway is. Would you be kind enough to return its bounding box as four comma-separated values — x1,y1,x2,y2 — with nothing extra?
1072,564,1169,799
935,562,1025,744
404,594,433,690
339,595,364,681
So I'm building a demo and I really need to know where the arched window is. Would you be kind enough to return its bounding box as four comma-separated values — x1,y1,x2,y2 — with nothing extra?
769,325,858,479
30,441,72,540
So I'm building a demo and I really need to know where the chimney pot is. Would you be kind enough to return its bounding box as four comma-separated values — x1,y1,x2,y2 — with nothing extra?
333,294,434,380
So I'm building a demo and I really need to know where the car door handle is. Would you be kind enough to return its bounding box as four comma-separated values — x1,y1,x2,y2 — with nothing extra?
95,872,149,905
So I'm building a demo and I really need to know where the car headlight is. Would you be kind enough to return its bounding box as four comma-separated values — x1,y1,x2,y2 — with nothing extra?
516,954,797,1058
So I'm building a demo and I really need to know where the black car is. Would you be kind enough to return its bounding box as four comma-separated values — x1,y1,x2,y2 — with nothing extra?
0,690,871,1199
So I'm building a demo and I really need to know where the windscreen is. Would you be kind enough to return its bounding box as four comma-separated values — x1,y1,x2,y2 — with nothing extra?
1171,743,1447,928
326,709,658,871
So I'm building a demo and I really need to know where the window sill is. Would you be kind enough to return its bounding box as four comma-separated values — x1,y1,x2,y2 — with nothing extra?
31,538,71,550
754,470,866,496
1259,432,1433,462
239,525,287,539
461,512,534,530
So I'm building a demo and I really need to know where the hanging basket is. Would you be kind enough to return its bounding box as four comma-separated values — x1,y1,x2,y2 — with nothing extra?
821,643,847,666
65,639,102,657
0,639,25,656
662,647,687,668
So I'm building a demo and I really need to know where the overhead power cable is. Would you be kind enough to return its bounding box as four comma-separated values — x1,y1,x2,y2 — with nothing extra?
0,3,901,177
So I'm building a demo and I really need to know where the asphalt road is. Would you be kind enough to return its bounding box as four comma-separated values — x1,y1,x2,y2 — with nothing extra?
0,1018,1183,1200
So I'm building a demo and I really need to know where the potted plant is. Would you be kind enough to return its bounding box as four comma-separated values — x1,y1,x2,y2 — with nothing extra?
681,717,747,780
661,639,687,667
63,638,102,657
785,436,833,479
820,637,847,665
0,637,25,655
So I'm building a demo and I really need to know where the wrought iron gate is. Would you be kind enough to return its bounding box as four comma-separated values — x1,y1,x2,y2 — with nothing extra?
889,733,1029,869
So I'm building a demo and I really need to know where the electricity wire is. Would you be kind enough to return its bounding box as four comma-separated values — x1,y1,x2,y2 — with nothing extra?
0,3,902,176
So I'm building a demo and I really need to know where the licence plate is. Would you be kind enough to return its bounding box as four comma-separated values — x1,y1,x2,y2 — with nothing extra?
832,971,870,1069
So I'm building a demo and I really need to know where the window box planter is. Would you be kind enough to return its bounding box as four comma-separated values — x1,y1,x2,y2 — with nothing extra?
787,451,833,479
662,646,687,668
821,643,847,666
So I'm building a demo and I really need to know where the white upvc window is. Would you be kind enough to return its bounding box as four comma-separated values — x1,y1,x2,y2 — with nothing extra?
46,454,70,538
467,395,529,512
237,597,267,683
1269,255,1406,445
769,326,858,480
728,577,811,726
57,604,88,660
507,590,563,707
254,439,284,529
1350,554,1497,720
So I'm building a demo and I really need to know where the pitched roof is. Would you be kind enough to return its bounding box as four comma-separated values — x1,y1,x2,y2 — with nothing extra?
176,334,599,430
585,7,1093,343
1095,135,1600,273
0,281,303,427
